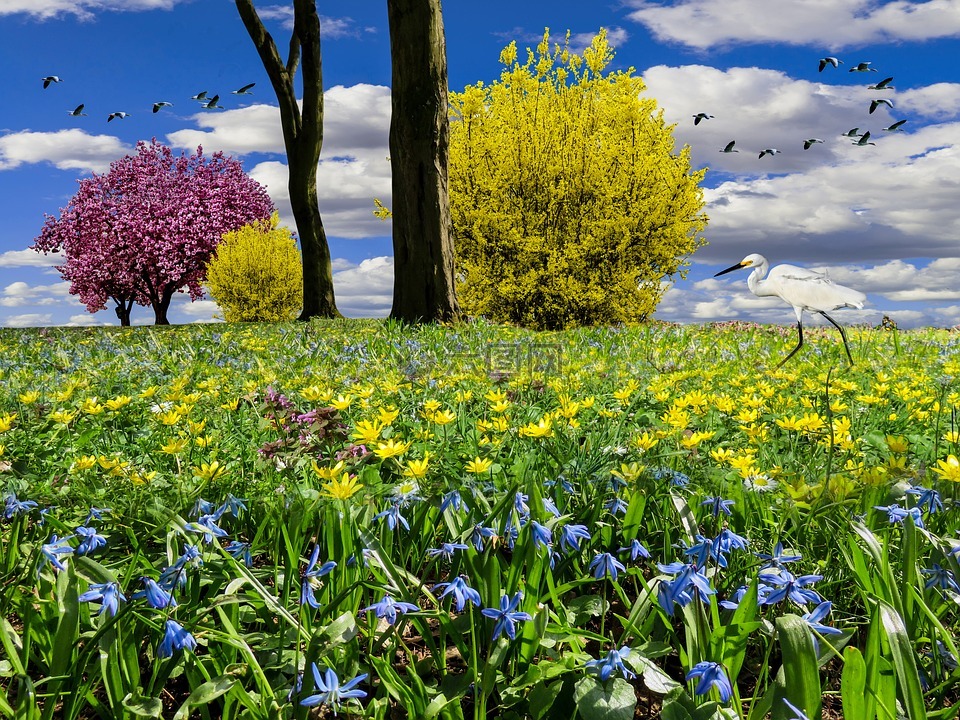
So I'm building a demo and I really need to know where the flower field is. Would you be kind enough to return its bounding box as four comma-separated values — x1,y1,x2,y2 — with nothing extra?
1,318,959,720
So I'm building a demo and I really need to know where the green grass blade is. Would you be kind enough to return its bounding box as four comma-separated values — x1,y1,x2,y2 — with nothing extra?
773,614,821,720
877,599,927,720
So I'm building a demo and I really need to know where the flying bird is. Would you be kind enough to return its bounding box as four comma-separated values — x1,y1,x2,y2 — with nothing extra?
853,131,875,146
67,104,86,116
869,98,894,114
842,127,863,137
693,112,715,125
803,138,824,150
202,95,223,109
107,112,130,122
758,148,781,158
714,253,866,368
232,83,255,95
849,61,877,73
818,57,842,72
152,101,173,113
883,119,907,132
42,76,61,88
191,91,209,101
720,141,739,153
868,76,894,90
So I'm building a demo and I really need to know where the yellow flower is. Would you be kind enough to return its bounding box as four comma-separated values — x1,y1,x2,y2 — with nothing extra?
885,435,909,454
138,386,158,399
374,438,412,459
312,460,347,480
518,417,553,438
942,431,959,445
194,436,212,448
378,406,400,425
734,408,761,424
465,456,493,474
50,409,76,426
402,454,431,479
106,395,132,411
710,447,734,464
613,380,639,403
158,410,182,426
0,413,16,433
798,413,826,434
161,437,189,455
301,385,333,403
18,390,40,404
611,462,644,483
97,455,119,470
729,452,759,476
489,400,511,414
70,455,98,472
220,397,240,411
713,395,736,414
422,399,442,414
661,406,690,431
187,419,207,435
352,419,385,445
81,397,105,415
455,390,473,403
485,389,507,404
681,430,715,449
193,461,226,482
932,455,960,483
322,472,364,501
429,409,458,426
633,432,659,453
775,415,804,432
330,394,354,411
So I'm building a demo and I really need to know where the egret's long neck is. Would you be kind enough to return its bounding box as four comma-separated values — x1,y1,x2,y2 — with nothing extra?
746,266,774,297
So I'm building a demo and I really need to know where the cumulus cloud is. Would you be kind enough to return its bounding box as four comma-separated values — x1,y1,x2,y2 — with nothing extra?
624,0,960,50
254,7,373,38
3,313,53,327
0,129,128,173
0,249,62,267
897,83,960,120
493,26,630,54
333,256,393,317
0,0,183,20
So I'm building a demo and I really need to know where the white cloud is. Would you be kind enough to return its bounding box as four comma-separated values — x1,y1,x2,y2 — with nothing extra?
493,27,630,54
897,83,960,120
333,256,393,317
3,313,53,327
254,7,369,38
0,0,183,20
0,249,62,267
65,313,103,326
625,0,960,50
0,129,128,173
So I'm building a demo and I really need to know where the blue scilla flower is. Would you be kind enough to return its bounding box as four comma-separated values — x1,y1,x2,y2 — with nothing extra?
361,594,420,625
439,490,467,514
559,524,592,554
158,619,197,658
514,492,530,517
135,577,177,609
922,564,960,594
762,570,824,608
189,498,215,519
300,663,367,714
301,545,336,609
542,496,561,517
686,661,733,702
503,519,520,550
225,540,253,567
755,542,802,572
427,542,469,562
906,485,943,514
800,601,844,654
702,496,735,518
184,513,229,544
481,592,532,641
433,576,482,612
40,534,74,573
470,523,496,552
874,503,924,529
652,468,691,488
656,562,715,617
5,493,38,519
79,581,126,617
586,646,636,681
683,535,716,567
619,539,650,562
530,521,552,550
75,526,107,555
605,496,629,516
374,502,409,532
714,528,749,554
84,506,111,524
590,552,626,581
782,698,812,720
217,494,248,518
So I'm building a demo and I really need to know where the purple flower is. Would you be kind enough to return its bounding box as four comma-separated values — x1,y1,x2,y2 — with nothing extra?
686,661,732,702
542,497,561,517
79,581,126,617
590,552,626,581
83,506,111,524
158,619,196,658
586,646,636,681
184,513,228,544
361,594,420,625
433,576,482,612
481,592,532,641
782,698,812,720
301,545,336,608
906,485,942,514
217,494,248,517
874,504,924,529
300,664,367,714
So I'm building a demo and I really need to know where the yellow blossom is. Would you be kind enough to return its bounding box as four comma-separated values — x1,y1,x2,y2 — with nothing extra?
402,455,431,479
301,385,333,403
18,390,40,404
662,406,690,431
138,386,158,399
798,413,826,433
611,462,644,483
378,406,400,425
681,430,715,449
713,396,736,414
81,397,104,415
352,419,385,445
159,410,182,426
519,417,553,438
775,415,804,432
104,395,132,412
0,413,15,433
322,472,364,501
50,409,76,425
161,437,189,454
886,435,909,454
422,399,442,414
485,389,507,404
710,447,734,464
188,419,207,435
194,436,212,448
465,456,493,474
193,461,226,482
455,390,473,403
311,461,347,480
633,432,659,453
374,438,412,459
429,409,457,426
943,431,960,445
729,453,760,476
330,394,354,411
932,455,960,483
71,455,98,472
490,400,511,414
488,416,510,433
598,408,618,418
734,408,761,424
220,397,240,411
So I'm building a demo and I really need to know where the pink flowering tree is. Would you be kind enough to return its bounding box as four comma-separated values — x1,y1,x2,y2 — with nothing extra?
33,140,274,325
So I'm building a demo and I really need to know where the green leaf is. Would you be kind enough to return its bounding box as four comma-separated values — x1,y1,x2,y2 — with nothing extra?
841,646,867,720
172,675,237,720
528,680,563,720
573,677,637,720
877,599,927,720
122,693,163,718
773,614,821,720
632,657,681,695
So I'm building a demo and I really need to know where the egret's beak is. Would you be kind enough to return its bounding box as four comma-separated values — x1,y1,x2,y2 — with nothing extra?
714,262,745,277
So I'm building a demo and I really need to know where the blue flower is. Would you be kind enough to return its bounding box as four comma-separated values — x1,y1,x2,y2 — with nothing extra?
683,535,716,567
75,526,107,555
514,492,530,517
83,506,111,524
589,552,626,581
782,698,812,720
433,576,482,612
135,577,177,609
470,523,496,552
656,562,715,617
481,592,532,641
619,539,650,562
4,493,38,519
361,594,420,625
651,468,690,487
530,521,552,550
184,513,228,544
873,504,924,529
374,503,409,532
714,528,749,554
685,661,733,702
439,490,466,514
300,545,336,608
426,542,469,562
225,540,252,567
79,581,126,617
800,601,844,654
586,646,636,681
559,524,592,554
755,542,802,572
40,534,74,573
762,570,824,608
702,496,735,518
906,485,942,514
217,494,248,518
922,564,960,593
541,497,561,517
300,663,367,714
189,498,215,518
605,496,629,516
158,619,197,658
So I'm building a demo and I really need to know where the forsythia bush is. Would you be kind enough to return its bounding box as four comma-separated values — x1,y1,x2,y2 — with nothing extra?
206,212,303,322
448,30,707,330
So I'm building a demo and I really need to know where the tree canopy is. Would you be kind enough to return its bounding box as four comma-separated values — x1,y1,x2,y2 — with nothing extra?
448,30,707,330
32,140,273,325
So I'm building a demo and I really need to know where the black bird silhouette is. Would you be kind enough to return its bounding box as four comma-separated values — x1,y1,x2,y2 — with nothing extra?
818,57,842,72
868,76,894,90
232,83,255,95
42,76,61,88
67,104,86,117
719,140,739,153
692,112,714,125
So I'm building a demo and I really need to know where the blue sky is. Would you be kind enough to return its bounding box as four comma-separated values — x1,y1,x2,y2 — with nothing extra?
1,0,959,328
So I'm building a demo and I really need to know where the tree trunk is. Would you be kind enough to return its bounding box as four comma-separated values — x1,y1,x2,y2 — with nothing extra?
234,0,339,321
113,297,133,326
386,0,460,324
153,287,174,325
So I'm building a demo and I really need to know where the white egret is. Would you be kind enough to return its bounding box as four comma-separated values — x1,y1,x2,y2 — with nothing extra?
714,253,866,367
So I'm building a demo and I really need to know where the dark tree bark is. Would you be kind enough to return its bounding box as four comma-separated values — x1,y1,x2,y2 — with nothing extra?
234,0,340,321
113,297,133,326
386,0,460,324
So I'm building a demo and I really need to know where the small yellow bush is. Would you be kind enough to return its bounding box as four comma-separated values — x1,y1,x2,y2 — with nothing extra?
206,212,302,322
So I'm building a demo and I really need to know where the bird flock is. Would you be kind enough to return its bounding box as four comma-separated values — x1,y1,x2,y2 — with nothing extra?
695,56,907,159
42,76,256,123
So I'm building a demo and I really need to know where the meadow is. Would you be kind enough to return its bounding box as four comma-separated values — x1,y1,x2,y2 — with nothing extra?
1,318,958,720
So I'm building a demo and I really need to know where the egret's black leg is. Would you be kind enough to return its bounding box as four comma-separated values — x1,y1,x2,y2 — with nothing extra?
819,311,854,366
776,321,804,369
